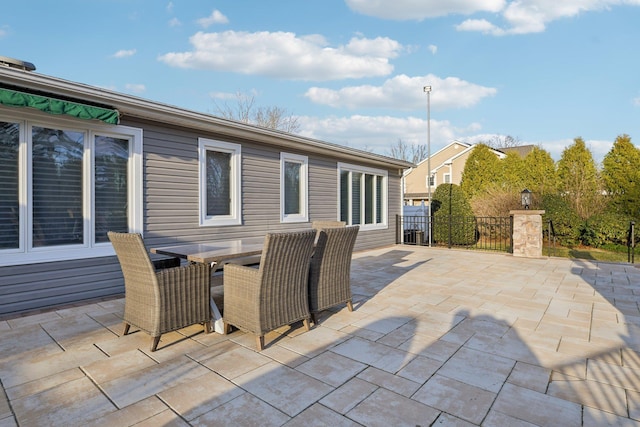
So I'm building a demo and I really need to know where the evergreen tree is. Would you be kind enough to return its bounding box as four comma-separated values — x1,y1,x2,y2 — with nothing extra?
460,144,503,199
500,151,525,191
601,134,640,218
557,137,602,219
522,146,558,196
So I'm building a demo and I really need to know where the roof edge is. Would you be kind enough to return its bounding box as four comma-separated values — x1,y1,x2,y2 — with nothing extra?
0,67,412,170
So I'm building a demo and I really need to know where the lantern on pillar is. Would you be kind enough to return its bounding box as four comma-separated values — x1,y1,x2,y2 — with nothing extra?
521,189,532,210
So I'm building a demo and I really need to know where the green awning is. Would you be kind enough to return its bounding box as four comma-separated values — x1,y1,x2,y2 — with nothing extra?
0,87,120,125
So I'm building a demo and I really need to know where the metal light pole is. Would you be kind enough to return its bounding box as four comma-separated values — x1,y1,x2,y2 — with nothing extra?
423,85,432,247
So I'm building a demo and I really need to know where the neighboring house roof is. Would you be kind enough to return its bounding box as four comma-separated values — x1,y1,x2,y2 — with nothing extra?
0,67,412,171
500,145,537,157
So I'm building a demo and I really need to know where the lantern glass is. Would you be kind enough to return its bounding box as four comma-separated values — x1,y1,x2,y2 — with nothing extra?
521,189,532,209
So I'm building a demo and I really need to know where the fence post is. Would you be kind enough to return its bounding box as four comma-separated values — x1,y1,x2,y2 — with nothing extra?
629,221,635,264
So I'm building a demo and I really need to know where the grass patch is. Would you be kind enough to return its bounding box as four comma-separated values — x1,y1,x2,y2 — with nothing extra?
544,245,634,263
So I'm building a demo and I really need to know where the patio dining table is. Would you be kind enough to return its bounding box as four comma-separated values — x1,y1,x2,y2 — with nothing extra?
151,237,265,333
151,237,264,266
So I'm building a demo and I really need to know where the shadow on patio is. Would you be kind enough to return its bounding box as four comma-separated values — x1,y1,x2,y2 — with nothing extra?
1,246,639,426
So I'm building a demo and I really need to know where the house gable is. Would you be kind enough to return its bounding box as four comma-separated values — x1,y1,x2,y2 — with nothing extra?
403,141,505,204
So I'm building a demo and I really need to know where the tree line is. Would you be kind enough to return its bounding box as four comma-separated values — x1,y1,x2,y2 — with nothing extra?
458,135,639,248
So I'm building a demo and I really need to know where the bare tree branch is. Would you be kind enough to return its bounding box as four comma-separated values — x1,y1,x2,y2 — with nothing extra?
483,135,521,149
387,139,428,163
214,92,300,133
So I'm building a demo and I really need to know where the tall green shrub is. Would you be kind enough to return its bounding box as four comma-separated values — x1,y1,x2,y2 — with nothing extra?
601,134,640,219
541,194,582,246
460,144,503,199
432,184,477,245
522,147,558,195
581,211,635,248
557,137,603,219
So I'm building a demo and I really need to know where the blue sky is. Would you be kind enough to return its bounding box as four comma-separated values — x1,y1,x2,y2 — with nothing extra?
3,0,640,163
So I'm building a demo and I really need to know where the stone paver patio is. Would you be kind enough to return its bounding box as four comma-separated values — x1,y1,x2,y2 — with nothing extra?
1,245,639,426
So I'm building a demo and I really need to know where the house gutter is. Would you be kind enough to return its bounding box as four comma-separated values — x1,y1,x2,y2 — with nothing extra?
0,67,413,171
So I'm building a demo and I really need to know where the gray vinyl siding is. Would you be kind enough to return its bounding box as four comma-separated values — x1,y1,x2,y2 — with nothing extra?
0,117,403,317
0,257,123,315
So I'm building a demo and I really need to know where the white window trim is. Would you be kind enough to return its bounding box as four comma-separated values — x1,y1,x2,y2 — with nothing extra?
443,172,451,184
427,174,436,189
337,162,388,231
0,109,143,266
198,138,242,227
280,152,309,223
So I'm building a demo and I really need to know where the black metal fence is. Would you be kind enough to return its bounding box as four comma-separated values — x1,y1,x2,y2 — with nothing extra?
396,215,513,253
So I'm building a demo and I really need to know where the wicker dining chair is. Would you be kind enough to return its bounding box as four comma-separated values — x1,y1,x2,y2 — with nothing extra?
108,232,212,352
308,225,359,324
311,220,345,243
222,230,316,351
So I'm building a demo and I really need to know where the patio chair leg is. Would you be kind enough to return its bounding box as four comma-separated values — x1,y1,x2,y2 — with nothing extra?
310,313,317,325
303,318,310,331
123,323,131,336
347,300,353,312
203,321,211,334
151,336,161,352
256,335,264,351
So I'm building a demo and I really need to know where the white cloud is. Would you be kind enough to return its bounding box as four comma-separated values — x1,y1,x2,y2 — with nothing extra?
124,83,146,93
633,96,640,107
296,113,609,163
467,0,640,35
196,10,229,28
347,0,640,36
428,44,437,54
532,138,612,163
166,2,174,13
345,0,505,20
208,90,261,101
158,31,401,80
112,49,136,58
297,114,477,155
0,28,7,38
168,17,181,27
304,74,496,110
456,19,506,36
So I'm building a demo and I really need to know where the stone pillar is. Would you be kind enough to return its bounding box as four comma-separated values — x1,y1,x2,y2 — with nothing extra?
510,210,545,258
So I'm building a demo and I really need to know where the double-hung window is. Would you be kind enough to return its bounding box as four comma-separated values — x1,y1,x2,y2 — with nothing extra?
338,163,387,229
0,112,143,266
280,153,308,223
198,138,241,226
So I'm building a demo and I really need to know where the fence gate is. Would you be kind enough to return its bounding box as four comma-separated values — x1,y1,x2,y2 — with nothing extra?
396,215,513,253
